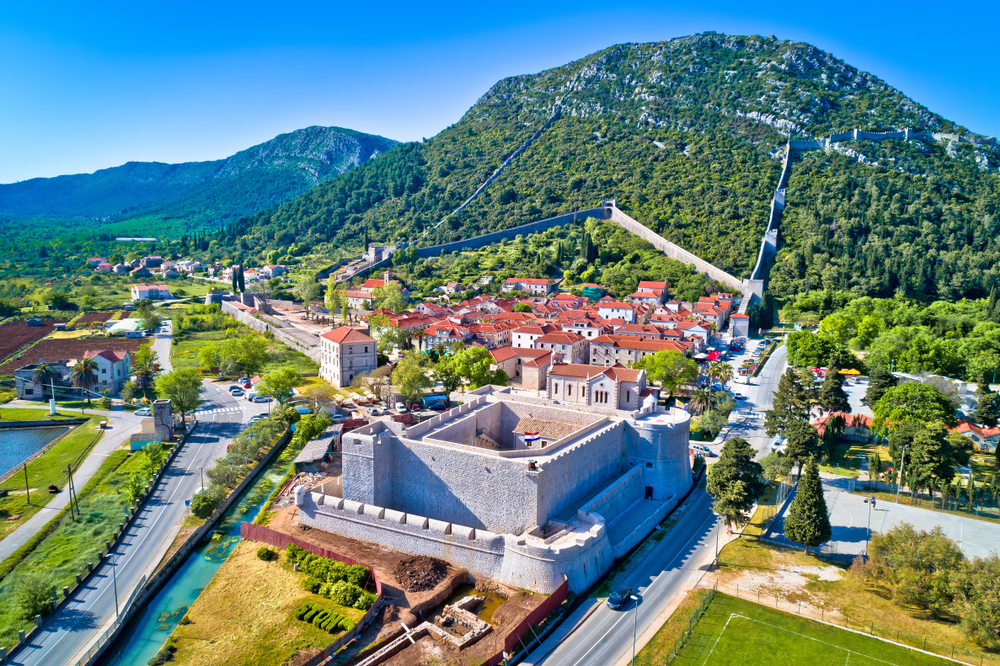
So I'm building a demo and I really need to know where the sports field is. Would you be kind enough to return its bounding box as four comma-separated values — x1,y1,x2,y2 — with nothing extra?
674,594,953,666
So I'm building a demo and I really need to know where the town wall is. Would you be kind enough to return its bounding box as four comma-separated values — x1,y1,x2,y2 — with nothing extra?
415,207,605,259
626,410,692,501
220,300,323,363
610,500,675,559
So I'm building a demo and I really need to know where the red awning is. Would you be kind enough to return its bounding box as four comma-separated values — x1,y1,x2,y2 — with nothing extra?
706,351,721,361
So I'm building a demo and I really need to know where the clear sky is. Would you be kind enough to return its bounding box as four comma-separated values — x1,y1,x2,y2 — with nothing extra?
2,0,996,184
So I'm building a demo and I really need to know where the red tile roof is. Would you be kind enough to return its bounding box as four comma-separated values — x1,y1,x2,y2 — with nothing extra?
535,331,584,344
321,327,375,344
549,362,644,383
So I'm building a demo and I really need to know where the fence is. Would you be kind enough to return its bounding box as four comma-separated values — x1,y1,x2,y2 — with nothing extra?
239,522,383,666
696,582,994,666
70,575,146,665
484,575,571,666
664,589,717,662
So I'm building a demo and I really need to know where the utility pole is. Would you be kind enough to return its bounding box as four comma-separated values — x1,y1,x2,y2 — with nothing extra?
50,377,57,416
111,555,119,618
895,446,909,504
23,463,30,506
863,496,876,555
66,464,75,520
631,594,639,666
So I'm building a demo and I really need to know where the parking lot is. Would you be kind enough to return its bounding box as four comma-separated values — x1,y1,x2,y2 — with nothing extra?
768,478,1000,561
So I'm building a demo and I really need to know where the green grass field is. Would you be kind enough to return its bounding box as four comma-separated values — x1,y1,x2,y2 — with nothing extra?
675,594,953,666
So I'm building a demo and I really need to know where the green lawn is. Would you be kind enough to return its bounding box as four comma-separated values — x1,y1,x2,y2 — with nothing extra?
0,447,165,646
171,330,318,377
674,594,953,666
0,415,105,538
0,407,80,422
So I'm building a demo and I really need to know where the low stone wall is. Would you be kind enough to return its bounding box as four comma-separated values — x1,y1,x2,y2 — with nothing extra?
221,301,322,364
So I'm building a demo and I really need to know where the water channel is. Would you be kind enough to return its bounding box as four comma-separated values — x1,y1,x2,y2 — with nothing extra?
0,425,71,477
96,452,288,666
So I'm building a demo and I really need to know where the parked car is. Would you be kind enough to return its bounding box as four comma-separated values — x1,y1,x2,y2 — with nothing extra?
735,394,747,400
607,586,633,610
238,377,250,384
395,402,408,413
248,414,266,424
134,407,151,416
772,439,786,453
411,403,421,411
711,383,723,391
231,388,244,397
245,391,257,401
253,395,271,403
368,407,384,416
242,381,252,389
329,413,344,421
228,385,242,392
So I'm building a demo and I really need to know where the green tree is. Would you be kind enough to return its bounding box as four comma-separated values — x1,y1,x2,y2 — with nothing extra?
156,368,204,428
12,573,55,621
633,350,699,399
764,368,813,437
952,555,1000,648
324,275,339,313
372,280,407,313
198,343,222,373
512,303,533,313
688,387,720,415
432,346,507,393
759,451,792,483
69,357,100,405
393,353,432,402
31,362,58,399
783,420,824,475
863,365,898,407
872,382,958,435
190,484,227,518
818,366,851,414
707,361,735,388
120,380,137,402
257,367,303,405
706,437,765,528
783,458,831,555
218,334,271,377
296,275,324,317
974,391,1000,427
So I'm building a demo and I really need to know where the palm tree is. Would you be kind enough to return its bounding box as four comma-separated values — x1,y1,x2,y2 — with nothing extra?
31,363,58,400
688,387,716,415
709,361,735,388
70,357,100,406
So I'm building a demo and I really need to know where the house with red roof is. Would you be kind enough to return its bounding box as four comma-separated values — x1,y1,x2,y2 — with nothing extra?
512,324,559,348
501,278,553,296
319,327,377,387
489,346,552,390
547,363,647,410
422,322,472,348
533,331,588,364
360,271,410,299
596,300,638,324
589,335,694,366
83,349,132,395
954,421,1000,453
812,412,876,443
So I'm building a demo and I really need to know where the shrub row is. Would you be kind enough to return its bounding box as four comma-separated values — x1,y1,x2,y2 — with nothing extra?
287,543,376,610
293,602,354,634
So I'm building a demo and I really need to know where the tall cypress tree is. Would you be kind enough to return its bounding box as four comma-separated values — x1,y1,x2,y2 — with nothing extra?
783,458,832,555
231,268,238,294
863,366,898,407
819,364,851,414
237,267,245,292
764,368,813,437
706,437,765,528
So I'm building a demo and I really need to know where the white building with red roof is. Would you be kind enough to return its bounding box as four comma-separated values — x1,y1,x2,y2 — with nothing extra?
512,324,559,348
954,421,1000,452
83,349,132,395
589,335,694,366
130,284,171,301
489,346,552,390
319,327,377,387
501,278,553,296
547,363,648,410
596,300,638,324
533,331,588,364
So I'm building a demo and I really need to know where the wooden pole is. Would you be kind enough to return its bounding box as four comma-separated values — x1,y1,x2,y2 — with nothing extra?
23,463,30,506
67,464,75,520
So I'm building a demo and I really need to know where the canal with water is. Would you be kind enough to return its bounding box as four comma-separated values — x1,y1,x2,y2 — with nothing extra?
95,450,290,666
0,425,71,477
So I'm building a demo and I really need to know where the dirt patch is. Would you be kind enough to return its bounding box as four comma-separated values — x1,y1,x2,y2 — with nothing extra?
0,321,56,362
393,556,449,593
76,311,119,324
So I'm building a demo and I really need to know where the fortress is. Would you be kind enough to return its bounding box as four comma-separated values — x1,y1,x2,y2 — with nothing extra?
296,381,692,593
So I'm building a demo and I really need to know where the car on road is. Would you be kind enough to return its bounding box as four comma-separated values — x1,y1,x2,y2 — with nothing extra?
252,395,272,403
329,413,344,421
134,407,151,416
690,443,714,458
242,381,252,389
228,385,242,392
231,388,244,397
395,402,408,413
772,439,786,453
607,586,632,610
734,394,747,400
248,414,266,424
711,383,723,391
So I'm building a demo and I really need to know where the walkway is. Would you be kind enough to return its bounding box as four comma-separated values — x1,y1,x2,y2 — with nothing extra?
0,405,145,562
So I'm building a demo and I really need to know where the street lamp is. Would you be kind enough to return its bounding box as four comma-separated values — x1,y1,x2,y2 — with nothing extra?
111,554,120,618
630,594,640,666
712,510,722,566
863,496,876,555
197,466,204,491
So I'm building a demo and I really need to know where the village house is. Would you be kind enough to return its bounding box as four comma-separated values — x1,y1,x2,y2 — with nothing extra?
422,322,472,348
141,255,163,268
954,422,1000,453
589,335,694,366
345,289,373,310
596,300,638,324
489,346,552,390
319,327,377,388
86,257,108,266
94,262,113,274
501,278,553,296
533,331,588,364
84,349,132,395
547,363,648,410
130,284,171,301
512,324,558,348
360,271,410,299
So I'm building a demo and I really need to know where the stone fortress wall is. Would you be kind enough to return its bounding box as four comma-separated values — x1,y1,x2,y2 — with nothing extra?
298,387,693,594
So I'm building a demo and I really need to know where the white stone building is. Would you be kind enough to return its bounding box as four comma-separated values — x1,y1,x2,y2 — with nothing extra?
319,327,377,388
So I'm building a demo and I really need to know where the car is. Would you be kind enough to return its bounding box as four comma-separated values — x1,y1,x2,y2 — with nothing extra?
248,414,265,424
368,407,383,416
238,377,250,384
607,586,633,610
411,403,421,411
253,395,271,403
243,381,252,389
134,407,151,416
711,383,723,391
228,384,241,391
329,413,344,421
395,402,408,413
772,439,786,453
428,403,448,412
690,443,714,458
735,394,747,400
231,388,244,397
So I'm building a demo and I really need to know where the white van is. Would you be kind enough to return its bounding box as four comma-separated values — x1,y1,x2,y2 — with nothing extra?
245,391,257,401
690,443,713,458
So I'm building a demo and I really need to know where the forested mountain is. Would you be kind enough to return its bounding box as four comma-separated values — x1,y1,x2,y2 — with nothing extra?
223,32,999,300
0,126,396,245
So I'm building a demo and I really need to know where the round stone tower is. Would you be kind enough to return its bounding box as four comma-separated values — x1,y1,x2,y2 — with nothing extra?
626,407,692,501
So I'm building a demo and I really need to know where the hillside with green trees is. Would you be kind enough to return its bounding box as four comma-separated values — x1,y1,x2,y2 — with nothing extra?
220,32,997,302
0,126,396,250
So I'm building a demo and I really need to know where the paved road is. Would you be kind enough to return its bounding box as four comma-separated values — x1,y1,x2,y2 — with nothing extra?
8,384,247,666
524,489,721,666
0,407,146,562
149,319,173,373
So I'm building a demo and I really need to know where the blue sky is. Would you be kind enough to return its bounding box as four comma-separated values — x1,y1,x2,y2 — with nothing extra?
1,0,996,183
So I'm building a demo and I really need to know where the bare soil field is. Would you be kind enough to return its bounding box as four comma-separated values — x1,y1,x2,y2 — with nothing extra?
75,311,121,324
0,337,146,374
0,321,56,363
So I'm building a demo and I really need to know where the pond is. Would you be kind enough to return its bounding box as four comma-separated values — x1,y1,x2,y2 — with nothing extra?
0,426,71,477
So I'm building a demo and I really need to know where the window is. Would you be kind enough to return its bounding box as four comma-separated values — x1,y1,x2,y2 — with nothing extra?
554,383,559,394
646,462,653,468
567,384,572,396
626,392,630,403
101,368,107,374
364,346,369,353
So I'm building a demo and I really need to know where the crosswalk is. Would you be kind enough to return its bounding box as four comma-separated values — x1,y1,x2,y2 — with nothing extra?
194,406,243,415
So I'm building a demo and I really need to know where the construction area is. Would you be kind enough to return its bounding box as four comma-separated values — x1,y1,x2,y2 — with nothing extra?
267,504,551,666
